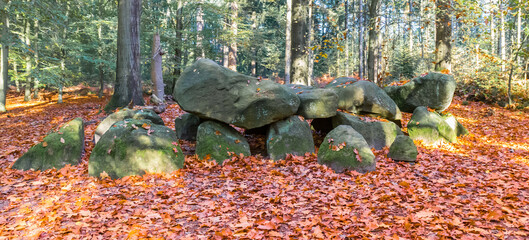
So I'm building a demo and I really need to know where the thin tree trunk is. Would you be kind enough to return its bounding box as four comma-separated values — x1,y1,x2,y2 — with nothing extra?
228,1,238,71
358,0,365,79
98,24,104,98
308,0,315,85
408,0,413,52
58,59,64,103
285,0,292,84
105,0,144,112
14,62,19,92
344,0,349,76
516,6,521,65
367,0,381,82
0,0,8,112
196,2,204,59
24,19,31,102
434,0,452,72
490,9,495,54
291,0,309,85
171,0,183,94
151,32,164,101
500,2,505,72
33,19,39,100
251,11,257,76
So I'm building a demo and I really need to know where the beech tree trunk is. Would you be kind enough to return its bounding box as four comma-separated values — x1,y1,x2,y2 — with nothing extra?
0,0,8,112
105,0,144,112
358,0,365,79
499,3,505,72
171,0,183,94
291,0,309,85
367,0,381,82
151,32,164,101
228,1,238,71
307,0,315,85
251,11,257,76
196,2,204,59
33,19,39,100
434,0,452,72
344,0,349,76
24,19,31,102
285,0,292,84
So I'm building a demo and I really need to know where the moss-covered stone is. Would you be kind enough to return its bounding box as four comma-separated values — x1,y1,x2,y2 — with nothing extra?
174,113,202,141
388,135,418,162
195,121,250,165
89,119,184,179
12,118,84,171
332,112,403,150
266,116,315,160
441,113,469,137
94,108,164,143
318,125,376,173
296,89,338,119
408,106,457,144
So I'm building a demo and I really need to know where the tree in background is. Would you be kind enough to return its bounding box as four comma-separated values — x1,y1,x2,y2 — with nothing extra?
434,0,452,72
105,0,144,112
290,0,309,85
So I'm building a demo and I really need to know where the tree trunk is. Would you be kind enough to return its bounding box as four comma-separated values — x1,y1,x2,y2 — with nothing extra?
105,0,144,112
500,3,505,72
358,0,365,79
251,11,257,76
308,0,315,85
14,62,19,92
196,2,205,59
0,0,8,112
290,0,309,85
171,0,183,94
24,19,31,102
58,59,64,104
408,0,413,52
228,1,238,71
33,19,39,100
285,0,292,84
151,32,164,101
98,24,104,98
367,0,381,82
490,11,495,54
344,0,349,76
434,0,452,72
516,6,521,65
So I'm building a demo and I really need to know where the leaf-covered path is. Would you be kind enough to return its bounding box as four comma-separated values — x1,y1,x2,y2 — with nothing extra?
1,93,528,239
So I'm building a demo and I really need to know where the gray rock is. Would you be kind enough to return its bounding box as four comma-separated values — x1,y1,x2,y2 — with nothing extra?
388,135,418,162
318,125,376,173
174,113,202,141
94,108,164,143
384,72,456,113
89,119,184,179
173,59,300,129
332,112,403,150
332,81,402,122
296,88,338,119
267,116,315,160
407,106,457,144
12,118,84,171
195,121,251,165
441,113,469,137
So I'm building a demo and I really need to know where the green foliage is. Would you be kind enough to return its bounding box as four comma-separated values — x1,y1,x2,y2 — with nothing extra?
389,49,418,81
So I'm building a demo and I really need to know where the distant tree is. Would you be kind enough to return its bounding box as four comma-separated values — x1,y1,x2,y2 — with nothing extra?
367,0,381,82
0,0,8,112
105,0,144,112
291,0,309,85
285,0,292,84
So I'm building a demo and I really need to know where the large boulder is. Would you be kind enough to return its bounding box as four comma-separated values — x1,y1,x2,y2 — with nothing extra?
331,112,403,150
384,72,456,113
441,113,469,137
266,116,315,160
94,108,164,143
407,106,457,144
318,125,376,173
195,121,251,165
12,118,84,171
173,59,300,129
324,77,358,89
174,113,202,141
331,80,402,122
89,119,184,179
388,135,418,162
296,88,338,119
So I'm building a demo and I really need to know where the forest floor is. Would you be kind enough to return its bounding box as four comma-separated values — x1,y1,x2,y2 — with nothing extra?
1,90,529,239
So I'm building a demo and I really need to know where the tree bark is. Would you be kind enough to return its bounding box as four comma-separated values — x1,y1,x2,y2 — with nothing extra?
251,11,257,76
490,9,495,54
358,0,365,79
151,32,164,101
24,18,31,102
105,0,144,112
408,0,413,52
499,2,505,72
0,0,8,112
367,0,381,82
285,0,292,84
434,0,452,72
196,2,205,59
307,0,315,85
291,0,309,85
33,19,39,100
171,0,183,94
228,1,238,71
98,24,104,98
344,0,349,76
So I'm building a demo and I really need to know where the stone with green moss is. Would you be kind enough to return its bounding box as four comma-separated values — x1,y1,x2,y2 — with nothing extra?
318,125,376,173
441,113,469,137
296,89,338,119
94,108,164,143
384,72,456,113
12,118,84,171
89,119,184,179
195,121,250,165
388,135,418,162
174,113,202,141
331,112,403,150
408,106,457,144
266,116,315,160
